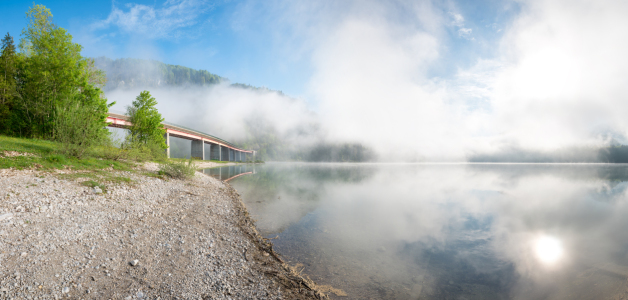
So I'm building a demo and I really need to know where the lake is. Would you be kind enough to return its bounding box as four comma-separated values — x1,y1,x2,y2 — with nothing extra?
209,163,628,299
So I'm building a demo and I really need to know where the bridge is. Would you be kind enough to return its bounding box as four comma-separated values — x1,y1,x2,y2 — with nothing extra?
106,112,255,162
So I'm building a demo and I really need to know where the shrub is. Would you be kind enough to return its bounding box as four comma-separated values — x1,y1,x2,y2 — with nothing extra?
158,159,196,180
122,139,166,162
54,101,109,159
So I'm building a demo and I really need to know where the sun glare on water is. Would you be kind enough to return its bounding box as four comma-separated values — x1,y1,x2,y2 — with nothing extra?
534,235,563,264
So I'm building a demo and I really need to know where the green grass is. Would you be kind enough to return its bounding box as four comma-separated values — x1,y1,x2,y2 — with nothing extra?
80,180,107,192
158,159,196,179
0,135,252,189
0,135,135,171
0,135,142,190
0,135,58,155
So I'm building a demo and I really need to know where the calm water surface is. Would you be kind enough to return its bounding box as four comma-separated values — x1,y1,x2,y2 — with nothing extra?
210,163,628,300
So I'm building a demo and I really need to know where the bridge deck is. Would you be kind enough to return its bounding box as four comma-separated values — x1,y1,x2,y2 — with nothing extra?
106,112,253,153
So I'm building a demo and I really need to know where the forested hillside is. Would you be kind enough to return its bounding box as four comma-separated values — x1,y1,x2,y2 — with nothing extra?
94,57,224,90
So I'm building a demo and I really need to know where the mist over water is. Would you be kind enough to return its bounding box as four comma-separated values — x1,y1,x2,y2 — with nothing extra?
227,163,628,299
100,0,628,162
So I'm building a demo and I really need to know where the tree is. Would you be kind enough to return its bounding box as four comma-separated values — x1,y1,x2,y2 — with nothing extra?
127,90,166,149
15,4,109,138
0,32,18,133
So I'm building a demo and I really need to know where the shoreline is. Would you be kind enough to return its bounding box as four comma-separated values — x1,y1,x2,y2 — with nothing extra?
0,164,323,299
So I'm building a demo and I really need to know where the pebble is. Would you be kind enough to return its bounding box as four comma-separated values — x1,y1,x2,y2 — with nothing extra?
0,213,13,221
0,166,316,299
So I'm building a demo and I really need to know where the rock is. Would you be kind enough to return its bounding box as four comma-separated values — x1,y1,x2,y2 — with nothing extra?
130,259,139,266
0,213,13,221
93,187,102,194
20,252,27,257
62,287,69,293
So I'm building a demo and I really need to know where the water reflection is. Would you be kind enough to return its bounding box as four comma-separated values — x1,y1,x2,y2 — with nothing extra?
534,235,563,265
229,163,628,299
202,165,256,181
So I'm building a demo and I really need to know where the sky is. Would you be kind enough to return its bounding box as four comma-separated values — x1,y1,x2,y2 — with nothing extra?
3,0,628,161
0,0,516,99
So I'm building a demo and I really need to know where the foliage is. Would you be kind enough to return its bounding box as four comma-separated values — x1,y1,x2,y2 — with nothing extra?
0,4,112,146
123,139,167,162
93,57,223,90
127,90,166,149
80,180,107,192
54,100,111,158
0,33,18,134
158,159,196,179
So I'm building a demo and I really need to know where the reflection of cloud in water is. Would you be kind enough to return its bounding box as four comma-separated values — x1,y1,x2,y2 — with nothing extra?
230,163,628,299
231,163,377,234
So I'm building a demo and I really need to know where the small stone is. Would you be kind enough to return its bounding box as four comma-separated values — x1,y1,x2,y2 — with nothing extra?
0,213,13,221
263,252,269,257
130,259,139,266
20,252,27,257
93,187,102,194
62,287,70,293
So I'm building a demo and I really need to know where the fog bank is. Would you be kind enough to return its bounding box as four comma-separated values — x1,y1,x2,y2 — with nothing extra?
102,0,628,162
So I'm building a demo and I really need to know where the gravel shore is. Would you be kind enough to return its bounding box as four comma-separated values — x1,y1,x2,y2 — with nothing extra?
0,165,322,299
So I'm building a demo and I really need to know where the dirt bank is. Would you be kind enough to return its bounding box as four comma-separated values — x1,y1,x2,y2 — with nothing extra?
0,166,323,299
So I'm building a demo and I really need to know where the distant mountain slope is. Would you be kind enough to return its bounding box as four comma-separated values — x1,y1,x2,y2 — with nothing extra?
95,57,376,162
94,57,224,90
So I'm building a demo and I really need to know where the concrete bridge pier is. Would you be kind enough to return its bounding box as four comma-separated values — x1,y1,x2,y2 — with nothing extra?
209,143,221,161
203,142,211,161
191,140,204,160
221,146,230,162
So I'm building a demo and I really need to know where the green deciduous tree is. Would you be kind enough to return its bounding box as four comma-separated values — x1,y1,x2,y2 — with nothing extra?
14,4,110,139
127,90,167,149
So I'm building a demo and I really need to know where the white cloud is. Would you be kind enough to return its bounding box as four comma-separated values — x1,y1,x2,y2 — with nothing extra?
474,0,628,151
457,27,472,38
92,0,213,39
96,0,628,161
451,12,464,27
305,0,628,159
450,11,473,40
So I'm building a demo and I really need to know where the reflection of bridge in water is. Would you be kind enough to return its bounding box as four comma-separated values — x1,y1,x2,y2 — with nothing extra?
203,165,257,182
